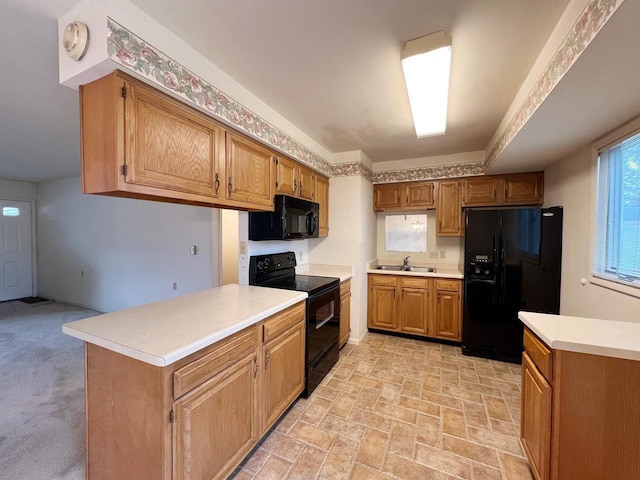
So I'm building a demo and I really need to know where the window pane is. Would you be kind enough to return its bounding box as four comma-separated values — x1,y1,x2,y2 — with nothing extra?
385,214,427,252
595,131,640,284
2,207,20,216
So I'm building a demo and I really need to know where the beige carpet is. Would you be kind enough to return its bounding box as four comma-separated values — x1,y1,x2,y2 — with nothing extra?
0,301,99,480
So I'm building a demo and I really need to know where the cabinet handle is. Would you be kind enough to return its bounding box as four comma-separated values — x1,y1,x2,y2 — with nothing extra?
265,349,270,370
214,173,220,194
294,179,297,192
228,176,233,194
253,355,258,379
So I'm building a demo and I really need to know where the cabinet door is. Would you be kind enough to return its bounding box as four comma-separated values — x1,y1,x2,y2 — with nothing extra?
298,165,316,201
436,180,463,236
263,320,305,431
225,132,274,208
405,182,435,208
400,288,429,335
124,81,222,198
434,290,461,340
173,353,259,480
502,172,544,205
374,184,402,211
521,353,551,480
275,156,299,196
462,177,498,206
316,175,330,237
339,291,351,348
369,284,398,330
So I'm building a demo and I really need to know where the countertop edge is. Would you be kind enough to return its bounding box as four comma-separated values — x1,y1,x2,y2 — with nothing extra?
62,292,308,367
519,311,640,362
365,268,464,280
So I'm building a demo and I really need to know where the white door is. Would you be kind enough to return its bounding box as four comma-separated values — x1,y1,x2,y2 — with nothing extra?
0,200,33,301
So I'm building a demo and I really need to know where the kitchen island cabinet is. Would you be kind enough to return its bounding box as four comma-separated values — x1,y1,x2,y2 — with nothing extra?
519,312,640,480
63,285,307,480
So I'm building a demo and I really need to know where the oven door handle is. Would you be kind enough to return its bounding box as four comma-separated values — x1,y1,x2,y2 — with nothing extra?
315,312,334,329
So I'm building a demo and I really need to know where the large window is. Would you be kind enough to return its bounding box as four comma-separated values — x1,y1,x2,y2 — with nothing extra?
594,131,640,287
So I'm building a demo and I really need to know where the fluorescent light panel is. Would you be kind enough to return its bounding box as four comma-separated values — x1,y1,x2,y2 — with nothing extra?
401,32,451,137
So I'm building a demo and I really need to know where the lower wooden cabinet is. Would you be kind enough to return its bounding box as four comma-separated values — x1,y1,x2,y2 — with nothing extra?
521,327,640,479
367,274,462,342
173,354,259,480
262,315,305,431
339,280,351,348
84,302,305,480
434,279,461,341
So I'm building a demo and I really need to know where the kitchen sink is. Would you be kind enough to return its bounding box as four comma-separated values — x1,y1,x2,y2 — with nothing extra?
408,266,437,273
375,265,437,273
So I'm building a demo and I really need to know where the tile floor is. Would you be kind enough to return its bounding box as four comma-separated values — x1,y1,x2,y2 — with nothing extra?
231,332,533,480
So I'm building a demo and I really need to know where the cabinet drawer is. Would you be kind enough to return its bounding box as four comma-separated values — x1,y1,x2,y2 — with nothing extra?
523,328,553,381
401,277,430,288
436,279,460,292
173,325,258,398
370,274,398,286
340,279,351,297
263,302,306,343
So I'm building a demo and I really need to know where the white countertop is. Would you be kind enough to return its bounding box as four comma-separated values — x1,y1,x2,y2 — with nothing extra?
296,263,353,282
366,260,464,279
62,285,307,367
519,311,640,361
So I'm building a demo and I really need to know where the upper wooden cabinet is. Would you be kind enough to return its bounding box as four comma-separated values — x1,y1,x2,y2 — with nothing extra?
225,132,275,209
274,155,299,196
436,180,463,236
315,175,329,237
373,181,435,211
298,165,316,201
81,70,226,206
502,172,544,205
462,172,544,207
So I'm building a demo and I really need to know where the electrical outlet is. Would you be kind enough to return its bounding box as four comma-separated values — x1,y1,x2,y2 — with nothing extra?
190,245,198,255
239,241,247,255
439,250,446,259
428,250,438,259
172,282,177,291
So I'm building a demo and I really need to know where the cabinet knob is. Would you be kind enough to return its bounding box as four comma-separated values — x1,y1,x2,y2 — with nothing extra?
214,173,220,194
228,176,233,194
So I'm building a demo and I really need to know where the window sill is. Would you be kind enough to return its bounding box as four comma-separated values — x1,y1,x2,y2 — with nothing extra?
590,274,640,299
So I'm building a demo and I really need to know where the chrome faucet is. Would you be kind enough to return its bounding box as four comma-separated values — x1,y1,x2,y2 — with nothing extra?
403,256,410,268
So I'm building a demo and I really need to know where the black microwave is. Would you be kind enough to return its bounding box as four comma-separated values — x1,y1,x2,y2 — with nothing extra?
249,195,319,240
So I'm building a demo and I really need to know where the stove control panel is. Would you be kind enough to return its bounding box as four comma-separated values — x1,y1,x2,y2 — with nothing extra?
249,252,297,281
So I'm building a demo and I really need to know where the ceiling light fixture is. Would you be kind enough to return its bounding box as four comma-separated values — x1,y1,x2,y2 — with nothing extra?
401,31,452,138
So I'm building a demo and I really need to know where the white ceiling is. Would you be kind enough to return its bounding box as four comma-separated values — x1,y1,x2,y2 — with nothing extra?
1,0,639,184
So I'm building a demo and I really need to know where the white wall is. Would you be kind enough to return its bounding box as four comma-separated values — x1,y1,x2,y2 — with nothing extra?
544,146,640,322
221,209,239,285
37,177,215,312
375,211,463,266
308,175,377,343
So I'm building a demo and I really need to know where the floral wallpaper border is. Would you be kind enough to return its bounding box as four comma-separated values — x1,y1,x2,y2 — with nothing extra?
485,0,621,167
106,18,333,177
372,162,486,184
331,162,374,182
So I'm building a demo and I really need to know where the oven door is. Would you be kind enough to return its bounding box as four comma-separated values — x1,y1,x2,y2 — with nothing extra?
306,285,340,363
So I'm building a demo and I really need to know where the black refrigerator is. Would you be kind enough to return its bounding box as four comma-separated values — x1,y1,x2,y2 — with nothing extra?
462,206,562,363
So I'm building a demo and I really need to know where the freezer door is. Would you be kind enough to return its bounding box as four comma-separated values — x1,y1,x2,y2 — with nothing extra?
463,210,500,354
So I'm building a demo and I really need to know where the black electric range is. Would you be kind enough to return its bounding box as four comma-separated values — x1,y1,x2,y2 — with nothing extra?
249,252,340,397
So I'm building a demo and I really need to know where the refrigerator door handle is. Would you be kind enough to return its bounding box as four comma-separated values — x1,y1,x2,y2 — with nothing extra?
499,235,507,304
492,234,500,304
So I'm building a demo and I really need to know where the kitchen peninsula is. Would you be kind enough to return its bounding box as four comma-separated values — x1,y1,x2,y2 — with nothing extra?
519,312,640,480
63,284,308,480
